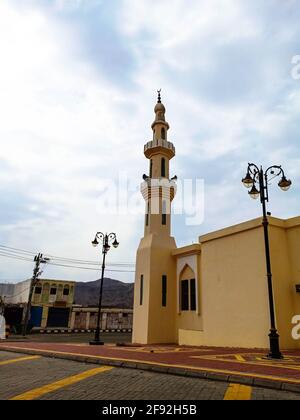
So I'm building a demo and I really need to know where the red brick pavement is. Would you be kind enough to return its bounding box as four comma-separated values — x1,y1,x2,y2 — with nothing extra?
1,341,300,385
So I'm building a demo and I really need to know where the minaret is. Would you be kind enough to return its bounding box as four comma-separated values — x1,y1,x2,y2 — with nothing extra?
132,92,177,344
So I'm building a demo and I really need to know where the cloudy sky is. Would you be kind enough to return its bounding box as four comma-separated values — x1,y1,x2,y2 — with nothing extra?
0,0,300,283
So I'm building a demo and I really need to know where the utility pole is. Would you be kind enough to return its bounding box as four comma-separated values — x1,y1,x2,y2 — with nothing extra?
22,253,49,337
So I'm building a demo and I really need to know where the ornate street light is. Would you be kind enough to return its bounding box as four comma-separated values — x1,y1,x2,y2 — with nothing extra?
242,163,292,359
278,176,292,192
248,184,260,200
89,232,119,345
242,171,254,189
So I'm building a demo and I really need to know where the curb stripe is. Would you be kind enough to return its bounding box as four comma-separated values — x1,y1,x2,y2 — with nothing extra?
2,345,300,388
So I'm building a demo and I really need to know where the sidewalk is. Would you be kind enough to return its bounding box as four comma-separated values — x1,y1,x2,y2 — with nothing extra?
1,341,300,393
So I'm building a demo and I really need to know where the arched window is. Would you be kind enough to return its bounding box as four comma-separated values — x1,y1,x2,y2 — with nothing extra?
161,158,166,177
63,285,70,296
50,284,57,296
34,285,42,295
179,265,197,312
161,127,166,140
150,159,153,178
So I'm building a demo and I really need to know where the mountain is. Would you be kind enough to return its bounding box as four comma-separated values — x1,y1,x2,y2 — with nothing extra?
74,278,134,309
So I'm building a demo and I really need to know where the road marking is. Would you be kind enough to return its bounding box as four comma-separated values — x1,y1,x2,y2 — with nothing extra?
0,355,40,366
235,355,246,362
10,366,114,400
224,384,252,400
191,354,300,372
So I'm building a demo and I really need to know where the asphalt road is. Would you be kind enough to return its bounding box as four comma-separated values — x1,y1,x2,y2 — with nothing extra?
1,350,300,401
7,332,132,344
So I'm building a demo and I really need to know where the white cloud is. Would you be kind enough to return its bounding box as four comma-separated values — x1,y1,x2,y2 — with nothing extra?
0,1,142,282
54,0,102,12
120,0,260,44
0,0,300,283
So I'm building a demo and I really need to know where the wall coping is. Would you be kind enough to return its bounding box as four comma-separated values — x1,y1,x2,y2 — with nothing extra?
171,216,300,256
172,243,201,257
199,216,300,243
38,279,76,285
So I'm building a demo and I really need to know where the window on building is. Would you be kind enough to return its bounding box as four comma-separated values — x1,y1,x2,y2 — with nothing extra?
162,200,167,225
161,158,166,177
34,286,42,294
145,202,149,227
150,159,153,178
140,275,144,306
190,279,196,311
50,287,57,295
63,288,69,296
162,275,167,307
161,127,166,140
122,313,128,318
181,280,189,311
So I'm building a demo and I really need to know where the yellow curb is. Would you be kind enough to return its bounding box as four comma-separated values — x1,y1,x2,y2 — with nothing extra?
2,345,300,386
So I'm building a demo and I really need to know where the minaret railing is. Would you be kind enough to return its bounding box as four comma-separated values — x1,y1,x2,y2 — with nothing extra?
144,139,175,154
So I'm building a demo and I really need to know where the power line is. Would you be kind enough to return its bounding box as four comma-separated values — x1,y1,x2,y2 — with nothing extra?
0,244,135,267
0,252,33,262
47,261,135,273
0,252,135,273
47,257,134,267
0,245,36,256
43,250,134,265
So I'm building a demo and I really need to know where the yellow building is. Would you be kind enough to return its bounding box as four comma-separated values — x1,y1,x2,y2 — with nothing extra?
32,279,75,329
132,94,300,350
1,278,75,331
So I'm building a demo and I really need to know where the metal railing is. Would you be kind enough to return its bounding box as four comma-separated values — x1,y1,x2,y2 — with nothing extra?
144,139,175,154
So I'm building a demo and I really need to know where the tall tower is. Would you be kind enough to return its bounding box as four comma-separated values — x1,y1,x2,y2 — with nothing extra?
132,92,177,344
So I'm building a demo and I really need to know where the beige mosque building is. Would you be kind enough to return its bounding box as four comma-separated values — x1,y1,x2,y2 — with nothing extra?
132,94,300,350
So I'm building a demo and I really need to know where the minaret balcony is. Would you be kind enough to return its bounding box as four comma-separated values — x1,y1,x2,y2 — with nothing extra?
144,139,175,159
140,178,177,202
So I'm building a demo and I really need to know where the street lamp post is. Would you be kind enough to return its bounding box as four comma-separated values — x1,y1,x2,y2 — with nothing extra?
242,163,292,359
89,232,119,345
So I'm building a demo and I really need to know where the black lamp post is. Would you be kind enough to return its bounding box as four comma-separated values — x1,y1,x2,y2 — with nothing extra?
242,163,292,359
89,232,119,345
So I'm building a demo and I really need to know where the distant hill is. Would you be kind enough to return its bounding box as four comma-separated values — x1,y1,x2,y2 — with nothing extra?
74,278,134,309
